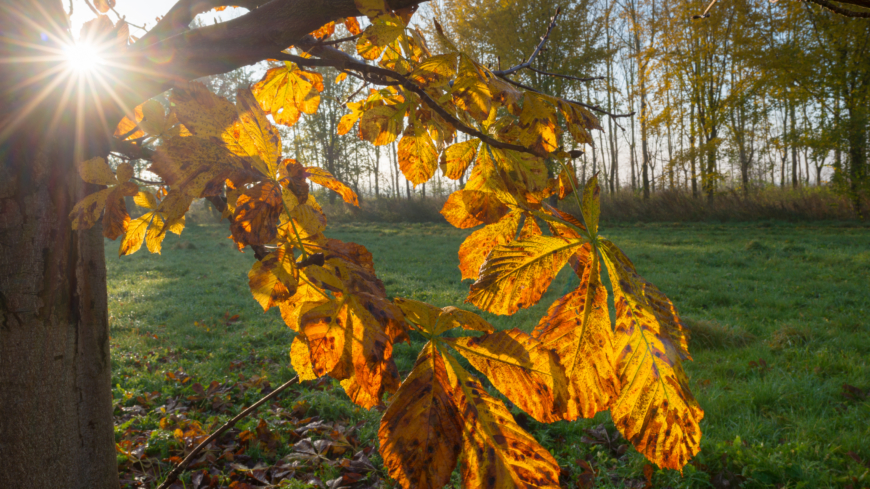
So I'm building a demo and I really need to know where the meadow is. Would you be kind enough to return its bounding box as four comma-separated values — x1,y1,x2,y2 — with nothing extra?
107,219,870,488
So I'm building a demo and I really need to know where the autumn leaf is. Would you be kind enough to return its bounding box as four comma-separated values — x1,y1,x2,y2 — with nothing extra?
379,343,463,489
440,189,509,229
468,234,586,315
457,210,540,281
150,136,250,197
93,0,115,14
343,17,362,35
230,181,283,246
445,328,571,423
398,123,439,186
224,89,283,178
517,93,560,155
557,162,580,200
69,159,137,240
359,104,404,146
409,53,458,88
357,17,405,61
443,352,561,489
337,100,365,136
305,167,359,206
252,62,324,128
393,298,494,336
440,139,479,180
354,0,390,19
533,245,618,419
170,82,238,140
580,174,601,236
248,245,298,311
309,21,335,40
600,240,702,470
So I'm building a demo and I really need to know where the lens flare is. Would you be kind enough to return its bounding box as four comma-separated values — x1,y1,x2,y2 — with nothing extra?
63,42,103,72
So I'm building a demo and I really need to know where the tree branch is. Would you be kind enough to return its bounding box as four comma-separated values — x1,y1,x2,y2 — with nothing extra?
137,0,272,48
492,7,562,77
804,0,870,17
529,67,604,83
155,376,299,489
497,74,635,119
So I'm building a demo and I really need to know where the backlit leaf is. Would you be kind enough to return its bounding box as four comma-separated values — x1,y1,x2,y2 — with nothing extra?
252,62,323,128
379,343,463,489
533,245,618,419
170,82,238,140
76,157,117,186
103,182,137,240
581,174,601,236
357,18,405,60
359,104,403,146
445,328,571,423
600,240,702,470
457,210,540,281
409,53,458,88
440,189,509,229
248,245,298,311
440,139,479,180
150,136,249,197
344,17,362,35
69,187,112,231
224,89,283,178
518,93,559,155
468,234,585,315
305,167,359,206
443,353,561,489
230,181,283,246
398,123,439,186
119,212,154,256
354,0,389,19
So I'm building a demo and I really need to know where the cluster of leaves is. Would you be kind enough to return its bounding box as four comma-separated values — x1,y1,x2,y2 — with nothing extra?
74,0,703,486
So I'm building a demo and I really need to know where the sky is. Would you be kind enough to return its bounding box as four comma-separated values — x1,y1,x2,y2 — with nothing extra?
68,0,244,41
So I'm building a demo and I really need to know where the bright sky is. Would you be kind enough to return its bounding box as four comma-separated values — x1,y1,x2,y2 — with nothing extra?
68,0,245,41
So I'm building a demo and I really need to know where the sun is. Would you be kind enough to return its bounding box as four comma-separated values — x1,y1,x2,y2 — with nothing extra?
63,42,104,72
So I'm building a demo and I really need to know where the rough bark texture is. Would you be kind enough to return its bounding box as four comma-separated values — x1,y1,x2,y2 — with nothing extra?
0,2,120,487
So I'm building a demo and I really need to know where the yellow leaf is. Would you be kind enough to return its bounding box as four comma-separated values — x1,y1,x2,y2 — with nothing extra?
518,93,560,155
409,53,458,88
337,101,364,136
600,240,701,470
115,162,134,183
290,336,318,381
145,213,170,254
458,210,540,281
443,352,561,489
225,89,283,178
440,139,479,180
379,342,463,489
170,82,238,140
359,104,404,146
279,280,330,331
398,124,438,186
119,212,154,256
305,167,359,206
445,328,571,423
252,62,323,128
439,306,494,334
103,183,136,240
149,137,249,197
468,235,585,315
287,201,327,240
393,298,443,334
69,187,112,231
335,72,348,83
248,245,298,311
357,18,405,60
581,173,601,235
534,246,618,419
139,100,168,136
452,75,492,123
76,157,117,186
440,189,509,229
133,191,158,210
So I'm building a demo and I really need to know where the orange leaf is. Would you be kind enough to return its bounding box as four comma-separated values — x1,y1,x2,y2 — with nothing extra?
398,123,438,186
343,17,362,35
230,181,283,247
533,245,619,419
379,343,463,489
305,167,359,206
248,245,298,311
457,210,540,281
439,189,509,229
445,328,571,423
467,234,585,315
440,139,479,180
309,21,335,40
600,240,701,470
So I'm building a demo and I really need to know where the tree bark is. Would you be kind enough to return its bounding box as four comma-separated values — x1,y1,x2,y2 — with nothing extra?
0,3,119,488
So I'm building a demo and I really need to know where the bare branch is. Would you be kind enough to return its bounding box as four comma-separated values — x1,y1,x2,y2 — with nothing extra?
317,33,362,46
804,0,870,17
492,7,562,77
529,67,605,83
497,74,635,119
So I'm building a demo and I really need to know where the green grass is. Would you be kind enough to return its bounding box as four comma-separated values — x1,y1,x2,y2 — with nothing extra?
107,220,870,488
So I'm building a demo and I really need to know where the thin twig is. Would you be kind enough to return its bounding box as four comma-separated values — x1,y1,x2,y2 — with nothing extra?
529,67,604,83
83,0,99,16
111,8,147,31
155,376,299,489
492,7,562,77
317,34,361,46
498,74,635,119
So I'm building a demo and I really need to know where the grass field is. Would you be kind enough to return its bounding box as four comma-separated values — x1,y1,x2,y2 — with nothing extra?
107,219,870,488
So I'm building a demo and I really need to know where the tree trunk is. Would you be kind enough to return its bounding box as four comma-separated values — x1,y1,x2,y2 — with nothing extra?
0,2,119,487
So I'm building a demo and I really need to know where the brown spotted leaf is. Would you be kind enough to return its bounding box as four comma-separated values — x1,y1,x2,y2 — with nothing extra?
252,62,324,128
458,210,540,281
440,139,479,180
443,352,561,489
398,123,439,186
305,167,359,206
379,342,463,489
468,234,585,315
600,240,701,470
248,245,298,311
533,245,618,419
149,136,249,197
230,181,283,247
440,189,509,229
170,82,238,140
444,328,571,423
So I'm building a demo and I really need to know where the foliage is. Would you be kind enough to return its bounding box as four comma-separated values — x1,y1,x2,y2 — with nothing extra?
73,0,705,486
